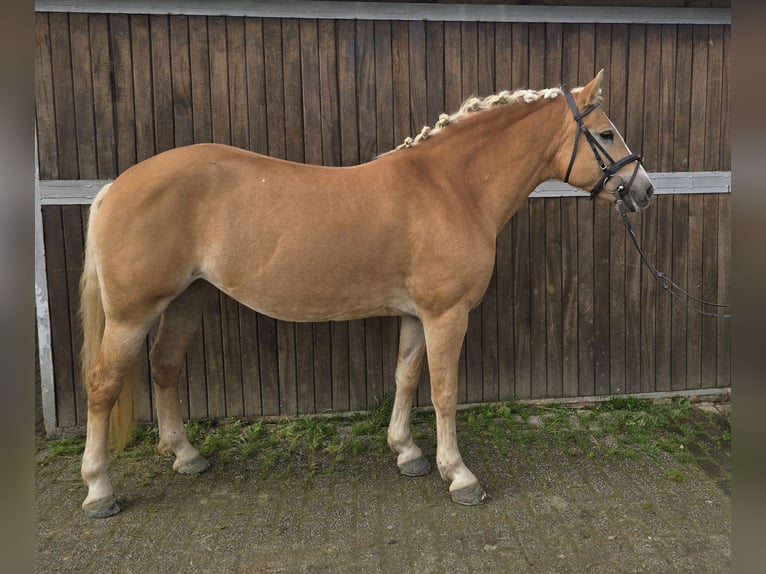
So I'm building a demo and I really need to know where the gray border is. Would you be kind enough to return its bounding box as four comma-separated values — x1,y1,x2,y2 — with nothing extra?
35,1,730,24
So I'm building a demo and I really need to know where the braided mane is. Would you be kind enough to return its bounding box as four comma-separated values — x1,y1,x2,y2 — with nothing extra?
397,86,567,150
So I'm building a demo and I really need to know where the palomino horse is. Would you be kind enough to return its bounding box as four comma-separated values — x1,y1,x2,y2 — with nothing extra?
79,70,653,517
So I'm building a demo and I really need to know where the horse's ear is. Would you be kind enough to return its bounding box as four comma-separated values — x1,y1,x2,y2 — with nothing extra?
580,69,605,105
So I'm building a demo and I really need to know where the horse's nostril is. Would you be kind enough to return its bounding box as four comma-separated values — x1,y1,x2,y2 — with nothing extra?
646,185,654,197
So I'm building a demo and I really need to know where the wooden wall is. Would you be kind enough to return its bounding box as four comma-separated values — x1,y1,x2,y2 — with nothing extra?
35,13,731,426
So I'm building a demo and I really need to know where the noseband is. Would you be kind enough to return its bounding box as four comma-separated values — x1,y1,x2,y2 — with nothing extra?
562,90,642,201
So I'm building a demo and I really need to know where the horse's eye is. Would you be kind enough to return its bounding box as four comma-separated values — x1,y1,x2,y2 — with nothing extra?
599,130,614,142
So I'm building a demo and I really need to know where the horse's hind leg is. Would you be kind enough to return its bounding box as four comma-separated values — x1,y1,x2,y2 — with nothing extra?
387,316,431,476
149,281,210,474
82,320,153,518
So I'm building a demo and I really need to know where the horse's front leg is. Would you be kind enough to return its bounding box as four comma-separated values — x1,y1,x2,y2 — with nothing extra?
387,316,430,476
423,308,487,505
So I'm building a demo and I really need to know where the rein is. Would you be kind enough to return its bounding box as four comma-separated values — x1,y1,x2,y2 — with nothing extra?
563,89,732,320
614,198,732,319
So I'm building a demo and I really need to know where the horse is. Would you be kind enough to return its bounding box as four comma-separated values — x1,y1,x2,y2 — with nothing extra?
78,69,653,517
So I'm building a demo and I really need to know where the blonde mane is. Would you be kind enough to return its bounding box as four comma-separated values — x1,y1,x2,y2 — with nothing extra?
397,86,578,150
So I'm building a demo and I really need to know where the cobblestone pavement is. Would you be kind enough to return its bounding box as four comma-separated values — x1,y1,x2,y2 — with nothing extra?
35,403,730,573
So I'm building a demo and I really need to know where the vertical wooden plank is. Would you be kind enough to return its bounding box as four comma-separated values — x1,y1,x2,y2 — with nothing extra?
591,24,612,396
685,25,709,390
593,200,611,396
574,24,596,397
495,22,511,90
511,22,531,399
208,16,231,146
69,14,97,179
673,25,692,172
89,15,117,179
245,18,268,155
494,21,514,401
131,15,155,162
149,15,174,155
478,22,499,403
640,26,661,393
187,16,214,418
700,194,719,389
670,194,689,391
704,25,724,172
528,196,547,399
670,24,693,392
356,20,383,408
227,17,249,150
35,13,59,179
478,21,495,95
577,23,595,85
458,21,483,403
335,19,358,411
544,198,563,399
391,20,411,146
49,13,78,179
576,197,595,397
43,207,76,426
407,20,432,406
373,20,399,399
441,20,467,403
624,24,646,394
544,24,563,399
189,16,212,145
225,16,251,417
279,18,303,415
294,19,321,415
560,195,578,398
317,19,344,411
528,23,544,89
654,194,673,391
700,24,724,390
608,25,628,395
303,19,328,414
642,26,662,170
318,19,341,165
426,21,444,123
109,14,137,174
243,18,276,415
716,194,731,388
60,207,88,423
170,16,193,148
719,26,730,170
562,23,579,87
544,22,562,86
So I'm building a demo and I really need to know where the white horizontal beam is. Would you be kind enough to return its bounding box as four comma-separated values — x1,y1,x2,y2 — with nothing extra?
35,1,731,25
38,171,731,205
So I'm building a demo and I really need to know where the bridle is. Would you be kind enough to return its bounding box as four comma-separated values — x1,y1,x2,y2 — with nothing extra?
562,90,642,202
561,89,731,319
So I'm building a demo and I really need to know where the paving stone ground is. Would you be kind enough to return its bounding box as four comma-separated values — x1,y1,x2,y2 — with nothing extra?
35,403,730,573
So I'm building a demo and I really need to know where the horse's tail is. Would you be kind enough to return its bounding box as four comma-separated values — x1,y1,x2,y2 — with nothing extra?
80,183,138,450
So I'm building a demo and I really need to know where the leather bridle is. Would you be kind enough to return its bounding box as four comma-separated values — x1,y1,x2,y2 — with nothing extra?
562,90,642,203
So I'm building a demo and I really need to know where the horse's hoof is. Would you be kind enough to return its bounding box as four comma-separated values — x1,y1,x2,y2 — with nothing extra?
175,454,211,475
398,457,432,477
451,482,488,506
83,496,121,518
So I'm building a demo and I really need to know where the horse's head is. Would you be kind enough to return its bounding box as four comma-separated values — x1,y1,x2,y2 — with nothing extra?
556,69,654,212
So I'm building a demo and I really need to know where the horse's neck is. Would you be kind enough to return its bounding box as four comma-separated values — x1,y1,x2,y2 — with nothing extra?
468,101,565,233
420,99,565,234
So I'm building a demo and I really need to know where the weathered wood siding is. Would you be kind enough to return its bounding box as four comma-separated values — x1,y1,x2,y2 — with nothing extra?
35,13,731,425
